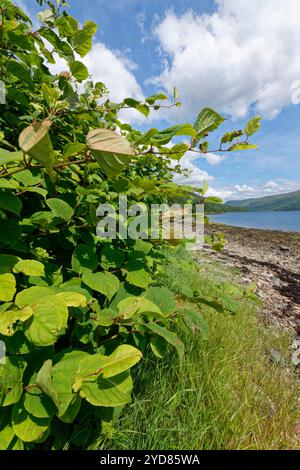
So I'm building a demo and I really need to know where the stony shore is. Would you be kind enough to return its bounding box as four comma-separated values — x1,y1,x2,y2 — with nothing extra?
204,223,300,333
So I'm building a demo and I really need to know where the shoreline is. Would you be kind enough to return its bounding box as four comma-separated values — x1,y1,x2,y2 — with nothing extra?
203,223,300,333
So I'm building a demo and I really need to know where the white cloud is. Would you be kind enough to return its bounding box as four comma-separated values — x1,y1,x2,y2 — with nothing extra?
172,151,214,186
153,0,300,121
48,42,145,123
203,153,226,166
206,180,300,201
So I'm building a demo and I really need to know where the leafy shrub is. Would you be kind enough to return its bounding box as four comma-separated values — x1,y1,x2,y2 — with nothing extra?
0,0,260,449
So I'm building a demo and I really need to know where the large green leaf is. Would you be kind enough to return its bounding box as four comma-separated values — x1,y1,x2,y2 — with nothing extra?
7,60,31,84
145,322,184,361
36,360,60,409
0,192,22,215
126,260,151,289
19,120,55,168
0,254,20,274
0,306,33,336
100,245,125,269
0,149,23,166
12,399,51,443
86,128,134,177
46,198,74,221
70,60,89,81
15,286,54,308
0,273,16,301
145,287,177,317
82,272,120,301
151,124,197,146
79,371,133,407
117,296,163,320
24,299,67,347
74,345,141,388
24,388,57,419
0,220,21,247
13,260,45,277
71,244,98,274
0,356,26,406
51,351,88,417
70,29,93,57
192,108,224,144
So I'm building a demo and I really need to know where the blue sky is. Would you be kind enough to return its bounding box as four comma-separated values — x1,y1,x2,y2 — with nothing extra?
19,0,300,200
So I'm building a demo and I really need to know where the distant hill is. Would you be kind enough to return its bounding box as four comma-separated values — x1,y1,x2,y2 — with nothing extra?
226,190,300,211
205,202,248,214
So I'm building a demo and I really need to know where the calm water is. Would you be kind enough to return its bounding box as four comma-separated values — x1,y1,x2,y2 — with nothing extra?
209,211,300,233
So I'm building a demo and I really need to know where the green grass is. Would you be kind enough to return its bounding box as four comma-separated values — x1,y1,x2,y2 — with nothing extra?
89,249,300,450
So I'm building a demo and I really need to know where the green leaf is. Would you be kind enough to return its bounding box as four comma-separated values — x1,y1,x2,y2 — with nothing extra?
145,322,184,361
136,104,150,117
0,220,21,247
245,116,261,137
145,287,177,317
182,310,208,338
46,198,74,221
0,148,23,166
41,83,60,109
71,244,98,274
19,120,55,168
55,15,79,38
0,306,33,336
169,143,190,161
0,192,22,215
70,60,89,81
221,130,243,145
136,128,159,145
86,128,134,177
83,20,98,36
7,60,31,84
126,260,151,289
13,260,45,277
82,272,120,301
24,299,66,347
0,254,20,274
71,30,92,57
0,356,26,406
229,143,257,151
12,399,50,443
0,273,16,301
74,345,141,387
100,246,125,269
55,291,87,308
63,142,86,159
79,371,133,407
151,124,197,146
117,296,163,320
193,108,224,144
51,350,88,417
36,360,59,408
150,335,168,359
15,286,54,308
146,93,168,104
24,388,57,419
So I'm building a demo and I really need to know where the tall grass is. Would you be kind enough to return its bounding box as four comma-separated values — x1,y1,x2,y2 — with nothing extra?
90,249,300,450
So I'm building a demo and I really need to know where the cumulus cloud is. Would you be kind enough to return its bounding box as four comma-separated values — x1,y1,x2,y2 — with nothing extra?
48,42,145,123
153,0,300,121
172,151,214,186
206,180,300,201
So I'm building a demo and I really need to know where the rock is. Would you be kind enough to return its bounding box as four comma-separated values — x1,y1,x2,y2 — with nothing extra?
269,348,283,365
279,245,290,252
291,350,300,367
